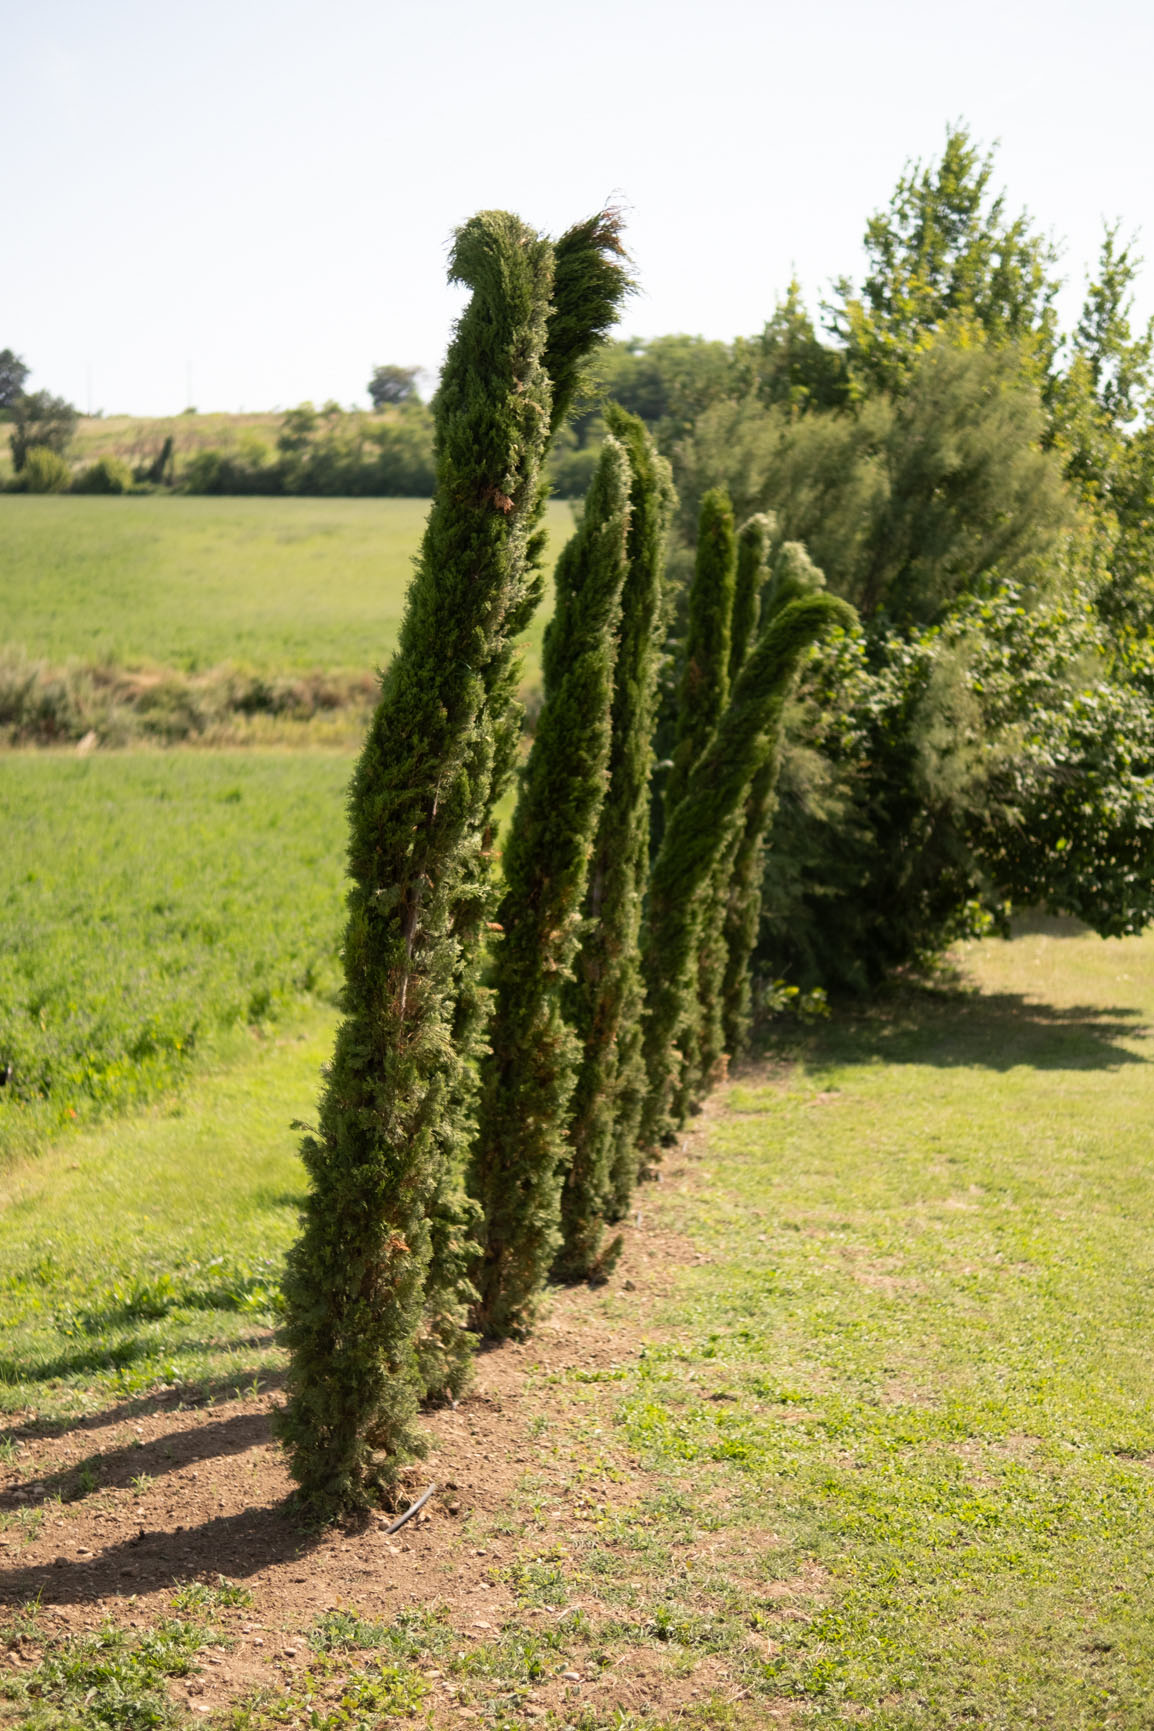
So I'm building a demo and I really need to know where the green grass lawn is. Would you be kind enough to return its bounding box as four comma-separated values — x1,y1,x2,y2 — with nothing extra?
0,1005,330,1417
0,495,572,675
0,751,351,1163
2,921,1152,1725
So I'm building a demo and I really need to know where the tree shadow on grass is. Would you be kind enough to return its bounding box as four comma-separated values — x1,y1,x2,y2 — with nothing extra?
789,988,1150,1074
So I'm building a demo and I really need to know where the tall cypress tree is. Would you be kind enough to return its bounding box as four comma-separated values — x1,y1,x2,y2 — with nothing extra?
662,491,738,1121
556,405,674,1272
691,514,775,1103
469,436,631,1339
662,489,737,824
639,588,855,1150
276,211,629,1517
721,543,828,1058
420,212,631,1397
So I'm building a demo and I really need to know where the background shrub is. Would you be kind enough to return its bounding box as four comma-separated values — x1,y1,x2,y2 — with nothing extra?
19,446,71,493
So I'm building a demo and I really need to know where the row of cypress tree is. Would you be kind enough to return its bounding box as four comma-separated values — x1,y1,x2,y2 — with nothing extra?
278,210,854,1518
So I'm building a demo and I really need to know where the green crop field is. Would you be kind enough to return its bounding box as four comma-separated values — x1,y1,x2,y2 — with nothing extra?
0,495,572,675
0,751,352,1164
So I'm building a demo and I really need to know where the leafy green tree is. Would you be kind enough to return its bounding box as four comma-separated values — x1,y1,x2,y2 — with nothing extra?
829,123,1061,393
676,332,1074,626
593,335,735,445
276,210,629,1516
640,587,854,1150
759,584,1154,995
469,437,630,1338
9,390,77,473
0,349,29,412
368,364,421,408
1049,227,1154,629
733,282,849,415
557,405,674,1272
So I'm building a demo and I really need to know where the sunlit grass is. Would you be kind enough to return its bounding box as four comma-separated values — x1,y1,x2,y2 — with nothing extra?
0,494,571,677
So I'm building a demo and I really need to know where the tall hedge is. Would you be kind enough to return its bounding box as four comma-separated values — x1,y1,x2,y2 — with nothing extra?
639,587,855,1150
556,405,674,1273
276,210,629,1517
469,436,631,1338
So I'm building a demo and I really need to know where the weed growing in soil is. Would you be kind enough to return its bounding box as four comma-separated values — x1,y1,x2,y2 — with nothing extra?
170,1577,253,1615
0,1614,213,1730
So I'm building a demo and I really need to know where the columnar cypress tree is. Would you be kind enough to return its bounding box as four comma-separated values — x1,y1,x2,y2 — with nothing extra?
639,588,855,1150
469,436,631,1339
276,211,628,1517
691,514,775,1102
721,543,828,1058
420,212,631,1397
661,490,738,1120
729,514,776,682
662,488,737,823
556,405,674,1272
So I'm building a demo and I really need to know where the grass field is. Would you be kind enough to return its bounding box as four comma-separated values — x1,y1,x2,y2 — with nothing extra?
0,495,572,676
2,922,1152,1726
0,751,351,1163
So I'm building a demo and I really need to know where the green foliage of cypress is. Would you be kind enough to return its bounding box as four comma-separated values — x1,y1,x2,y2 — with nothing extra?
662,489,737,824
729,514,775,682
556,405,675,1272
692,514,775,1101
469,437,631,1339
422,213,633,1388
661,490,738,1120
276,212,561,1518
639,588,856,1151
721,542,827,1059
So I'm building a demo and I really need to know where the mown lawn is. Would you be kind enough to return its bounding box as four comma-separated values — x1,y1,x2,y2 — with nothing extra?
0,495,572,675
2,920,1152,1726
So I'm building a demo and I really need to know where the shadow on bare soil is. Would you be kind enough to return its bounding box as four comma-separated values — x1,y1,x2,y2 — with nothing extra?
0,1497,317,1609
0,1408,280,1509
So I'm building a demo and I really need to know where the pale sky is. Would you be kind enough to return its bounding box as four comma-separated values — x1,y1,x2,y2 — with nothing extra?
5,0,1152,417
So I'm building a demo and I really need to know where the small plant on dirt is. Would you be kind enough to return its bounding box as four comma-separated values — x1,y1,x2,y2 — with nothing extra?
0,1617,208,1730
171,1575,253,1613
307,1607,390,1652
222,1657,427,1729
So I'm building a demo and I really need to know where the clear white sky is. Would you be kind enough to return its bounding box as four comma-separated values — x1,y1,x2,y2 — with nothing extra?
5,0,1152,417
